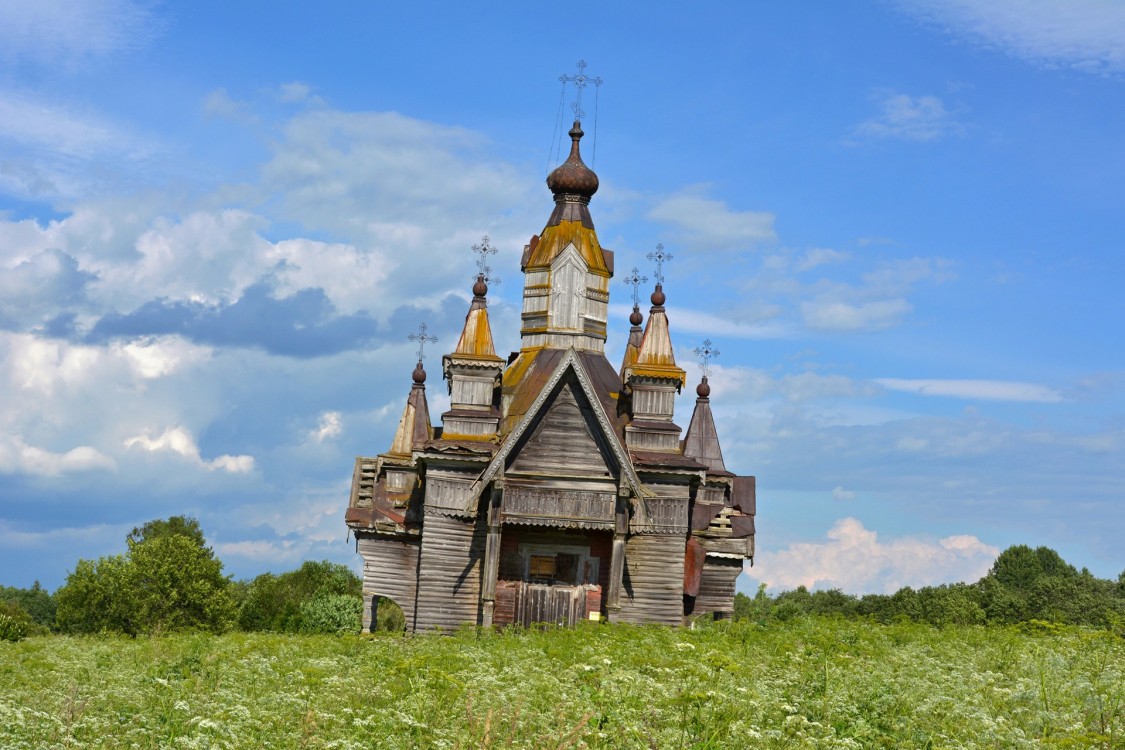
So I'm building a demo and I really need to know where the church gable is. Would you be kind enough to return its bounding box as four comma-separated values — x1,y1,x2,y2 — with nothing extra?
507,379,616,479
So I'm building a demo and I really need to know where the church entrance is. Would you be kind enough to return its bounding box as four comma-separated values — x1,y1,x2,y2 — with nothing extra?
493,530,608,627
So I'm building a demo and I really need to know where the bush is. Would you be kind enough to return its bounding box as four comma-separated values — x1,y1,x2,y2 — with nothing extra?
238,561,361,633
0,582,56,628
299,594,361,634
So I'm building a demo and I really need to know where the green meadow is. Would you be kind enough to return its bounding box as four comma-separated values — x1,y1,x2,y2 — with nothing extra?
3,619,1124,749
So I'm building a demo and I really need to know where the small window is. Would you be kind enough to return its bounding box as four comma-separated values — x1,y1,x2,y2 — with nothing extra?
529,555,556,580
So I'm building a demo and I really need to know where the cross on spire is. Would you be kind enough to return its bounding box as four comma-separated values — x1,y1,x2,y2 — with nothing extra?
647,243,673,285
559,59,602,121
693,339,720,378
622,266,648,307
471,235,500,286
408,323,438,361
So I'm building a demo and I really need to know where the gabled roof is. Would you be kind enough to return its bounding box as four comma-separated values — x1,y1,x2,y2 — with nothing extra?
471,347,648,499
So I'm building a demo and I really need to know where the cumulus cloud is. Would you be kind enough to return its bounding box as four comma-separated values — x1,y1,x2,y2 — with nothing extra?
745,517,999,594
123,427,255,474
0,434,115,476
853,92,965,143
877,378,1063,403
895,0,1125,75
648,187,776,250
310,411,343,443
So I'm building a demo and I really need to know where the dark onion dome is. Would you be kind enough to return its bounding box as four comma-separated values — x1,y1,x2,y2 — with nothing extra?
546,120,599,200
651,283,666,307
629,304,643,326
696,375,711,399
473,273,488,299
412,360,426,384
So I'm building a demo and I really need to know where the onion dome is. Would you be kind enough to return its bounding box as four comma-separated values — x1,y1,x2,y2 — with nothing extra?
412,360,426,384
651,283,666,308
472,273,488,299
696,376,711,399
546,121,599,201
629,304,643,327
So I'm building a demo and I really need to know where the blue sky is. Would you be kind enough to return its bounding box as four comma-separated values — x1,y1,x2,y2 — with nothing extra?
2,0,1123,594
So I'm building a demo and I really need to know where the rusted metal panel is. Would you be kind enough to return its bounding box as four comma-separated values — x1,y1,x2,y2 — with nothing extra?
731,475,756,515
414,513,486,633
614,534,685,625
691,502,723,531
357,534,420,631
683,536,705,597
729,514,755,539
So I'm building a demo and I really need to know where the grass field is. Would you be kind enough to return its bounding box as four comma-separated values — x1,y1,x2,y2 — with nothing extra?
2,618,1123,749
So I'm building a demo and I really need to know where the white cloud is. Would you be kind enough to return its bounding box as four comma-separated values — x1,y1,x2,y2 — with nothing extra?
310,411,343,443
854,92,965,142
801,297,913,330
648,187,776,250
123,427,255,474
0,434,115,476
831,486,856,501
202,88,258,126
745,517,999,594
896,0,1125,74
877,378,1063,403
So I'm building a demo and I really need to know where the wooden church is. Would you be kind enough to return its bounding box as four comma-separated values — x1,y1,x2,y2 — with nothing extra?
345,120,756,631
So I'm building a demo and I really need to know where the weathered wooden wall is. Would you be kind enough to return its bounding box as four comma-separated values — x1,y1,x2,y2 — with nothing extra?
614,534,686,625
356,535,420,631
414,513,486,632
692,556,742,618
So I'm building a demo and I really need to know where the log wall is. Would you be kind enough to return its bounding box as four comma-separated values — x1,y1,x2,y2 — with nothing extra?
693,557,743,618
614,533,686,625
414,513,486,632
356,534,420,631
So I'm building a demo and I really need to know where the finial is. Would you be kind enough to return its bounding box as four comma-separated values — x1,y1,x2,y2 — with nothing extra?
407,321,436,377
558,59,602,121
647,243,673,286
546,120,599,199
693,339,719,397
471,235,500,295
412,360,427,384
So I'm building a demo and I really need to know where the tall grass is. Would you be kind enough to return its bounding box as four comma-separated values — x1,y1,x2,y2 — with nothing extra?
1,618,1123,748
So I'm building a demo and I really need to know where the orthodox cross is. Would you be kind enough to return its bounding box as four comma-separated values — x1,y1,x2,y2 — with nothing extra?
408,323,438,361
471,235,500,286
622,266,648,307
693,339,720,378
559,59,602,121
647,243,673,285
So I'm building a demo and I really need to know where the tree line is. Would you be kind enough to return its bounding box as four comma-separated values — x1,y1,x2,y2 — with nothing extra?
734,545,1125,629
1,516,366,642
3,517,1124,641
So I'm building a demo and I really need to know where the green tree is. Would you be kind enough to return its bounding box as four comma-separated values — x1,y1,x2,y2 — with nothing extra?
127,516,206,548
0,581,56,628
55,517,234,635
987,545,1077,592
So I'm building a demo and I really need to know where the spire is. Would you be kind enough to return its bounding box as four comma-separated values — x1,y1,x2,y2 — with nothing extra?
625,283,686,388
452,274,500,359
387,360,432,457
682,375,727,473
620,266,647,377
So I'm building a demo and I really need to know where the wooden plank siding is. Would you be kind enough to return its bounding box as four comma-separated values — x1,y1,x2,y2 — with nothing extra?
356,534,420,631
614,534,686,625
692,557,743,618
414,513,486,632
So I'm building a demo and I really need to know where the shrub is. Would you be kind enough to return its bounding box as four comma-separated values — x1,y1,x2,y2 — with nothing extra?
238,561,361,633
299,594,361,634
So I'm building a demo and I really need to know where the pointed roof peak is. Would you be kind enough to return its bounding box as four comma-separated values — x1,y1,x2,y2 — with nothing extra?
683,379,726,473
387,364,433,458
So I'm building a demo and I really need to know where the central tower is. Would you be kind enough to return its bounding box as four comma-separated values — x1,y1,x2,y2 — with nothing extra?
518,121,613,353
